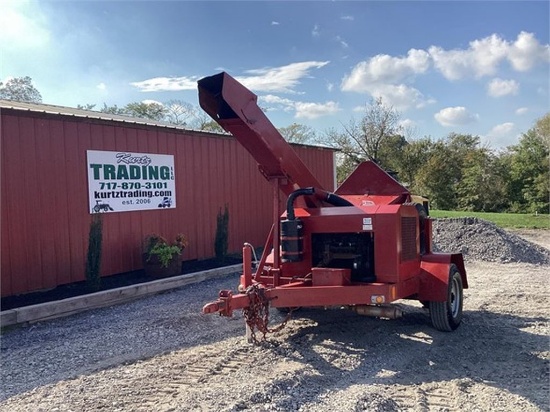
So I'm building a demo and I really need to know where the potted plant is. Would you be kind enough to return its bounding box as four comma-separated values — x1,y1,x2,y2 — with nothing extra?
143,233,188,278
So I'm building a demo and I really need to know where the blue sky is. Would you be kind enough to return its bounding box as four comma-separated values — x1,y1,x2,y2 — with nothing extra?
1,1,549,150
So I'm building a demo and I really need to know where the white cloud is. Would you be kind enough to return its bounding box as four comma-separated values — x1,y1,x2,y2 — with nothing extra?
341,31,548,114
133,61,330,94
429,32,549,80
0,1,50,51
260,94,296,112
515,107,528,115
260,94,340,119
342,49,430,87
96,82,107,90
483,122,517,148
507,31,550,71
399,118,416,129
312,24,320,37
341,15,354,21
487,78,519,97
341,49,433,110
368,84,434,111
400,118,419,138
488,122,515,136
130,76,199,92
336,36,349,48
240,61,329,93
429,34,508,80
142,99,163,106
271,21,280,26
434,106,479,127
294,101,340,119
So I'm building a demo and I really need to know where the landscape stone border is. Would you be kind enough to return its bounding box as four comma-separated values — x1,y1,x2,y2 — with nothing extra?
0,264,242,328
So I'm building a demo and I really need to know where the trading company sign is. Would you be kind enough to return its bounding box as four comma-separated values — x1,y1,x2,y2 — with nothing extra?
87,150,176,213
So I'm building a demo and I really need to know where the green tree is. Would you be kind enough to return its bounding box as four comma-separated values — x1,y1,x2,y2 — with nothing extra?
100,103,127,115
164,100,224,132
0,76,42,103
505,114,550,213
535,113,550,147
278,123,316,144
198,119,224,133
77,103,97,111
335,153,361,185
164,99,195,126
447,133,480,153
414,141,459,210
323,97,402,178
399,137,435,190
377,133,408,178
79,98,225,132
412,133,496,211
125,102,166,121
456,149,508,212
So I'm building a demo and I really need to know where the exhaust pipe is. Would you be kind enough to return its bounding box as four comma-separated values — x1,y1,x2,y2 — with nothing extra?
352,305,403,319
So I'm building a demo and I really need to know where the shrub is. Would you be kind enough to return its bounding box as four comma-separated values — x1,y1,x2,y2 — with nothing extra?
215,204,229,261
143,233,188,268
85,213,103,291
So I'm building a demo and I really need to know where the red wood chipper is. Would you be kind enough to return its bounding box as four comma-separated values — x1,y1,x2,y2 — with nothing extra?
198,72,467,340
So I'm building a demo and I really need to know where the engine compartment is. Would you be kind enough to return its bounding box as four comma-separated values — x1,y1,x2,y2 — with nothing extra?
312,232,376,282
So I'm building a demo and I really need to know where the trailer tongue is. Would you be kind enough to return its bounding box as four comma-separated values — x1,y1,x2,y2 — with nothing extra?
198,72,467,340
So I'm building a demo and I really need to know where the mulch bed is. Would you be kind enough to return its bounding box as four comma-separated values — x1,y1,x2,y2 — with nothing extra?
1,257,241,311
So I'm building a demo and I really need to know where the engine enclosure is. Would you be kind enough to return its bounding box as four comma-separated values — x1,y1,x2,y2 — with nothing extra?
278,201,426,288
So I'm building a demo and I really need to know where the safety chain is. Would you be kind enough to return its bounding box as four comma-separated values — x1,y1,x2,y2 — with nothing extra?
242,283,293,343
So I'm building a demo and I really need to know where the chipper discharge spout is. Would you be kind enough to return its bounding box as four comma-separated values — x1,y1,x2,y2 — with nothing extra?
198,72,468,341
198,72,326,200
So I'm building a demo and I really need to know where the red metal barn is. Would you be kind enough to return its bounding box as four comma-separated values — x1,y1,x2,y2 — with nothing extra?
0,100,335,297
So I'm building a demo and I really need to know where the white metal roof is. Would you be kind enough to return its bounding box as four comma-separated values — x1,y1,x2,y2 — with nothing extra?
0,99,188,131
0,99,337,151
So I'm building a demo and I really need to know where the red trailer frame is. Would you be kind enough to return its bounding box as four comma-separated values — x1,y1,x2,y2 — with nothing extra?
198,72,467,336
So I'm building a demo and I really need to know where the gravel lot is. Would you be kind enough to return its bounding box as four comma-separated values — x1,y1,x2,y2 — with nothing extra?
1,220,548,411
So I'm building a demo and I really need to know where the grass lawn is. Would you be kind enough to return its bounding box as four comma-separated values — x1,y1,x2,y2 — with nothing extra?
430,210,550,229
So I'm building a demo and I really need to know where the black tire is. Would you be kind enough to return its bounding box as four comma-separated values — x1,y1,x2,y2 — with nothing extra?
429,264,463,331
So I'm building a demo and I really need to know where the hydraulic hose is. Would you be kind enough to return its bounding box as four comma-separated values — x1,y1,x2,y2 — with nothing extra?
285,187,353,220
286,188,315,220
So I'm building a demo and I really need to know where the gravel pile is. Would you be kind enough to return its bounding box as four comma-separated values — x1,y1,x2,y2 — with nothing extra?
431,217,550,265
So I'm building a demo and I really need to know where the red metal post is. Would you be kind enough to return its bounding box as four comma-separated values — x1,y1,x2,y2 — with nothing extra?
272,178,281,271
242,245,252,288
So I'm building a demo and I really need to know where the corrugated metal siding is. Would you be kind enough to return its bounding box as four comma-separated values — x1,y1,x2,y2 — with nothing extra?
1,109,335,297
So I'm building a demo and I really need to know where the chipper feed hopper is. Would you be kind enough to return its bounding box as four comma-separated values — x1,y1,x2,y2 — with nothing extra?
199,72,467,338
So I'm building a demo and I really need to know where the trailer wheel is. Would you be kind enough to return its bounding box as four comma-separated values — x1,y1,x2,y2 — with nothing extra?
429,264,463,331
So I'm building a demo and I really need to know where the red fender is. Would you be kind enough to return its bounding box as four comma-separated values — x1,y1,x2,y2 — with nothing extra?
418,253,468,302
